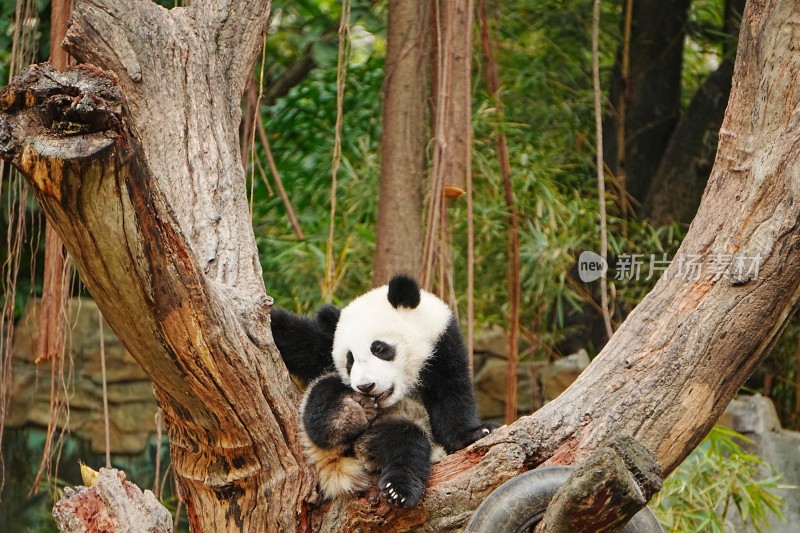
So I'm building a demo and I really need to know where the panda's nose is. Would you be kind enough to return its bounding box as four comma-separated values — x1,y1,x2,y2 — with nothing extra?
357,382,376,394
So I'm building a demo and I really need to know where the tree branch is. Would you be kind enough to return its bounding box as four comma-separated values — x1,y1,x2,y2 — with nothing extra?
264,52,316,105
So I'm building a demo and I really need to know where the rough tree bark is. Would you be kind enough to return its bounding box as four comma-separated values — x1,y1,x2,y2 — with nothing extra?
1,1,317,530
0,0,798,531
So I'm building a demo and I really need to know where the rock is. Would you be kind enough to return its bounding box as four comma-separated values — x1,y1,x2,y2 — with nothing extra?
541,349,590,401
722,394,782,434
474,358,542,421
473,327,589,422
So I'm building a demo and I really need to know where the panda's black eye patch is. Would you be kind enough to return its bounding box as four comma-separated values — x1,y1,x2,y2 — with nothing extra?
346,351,354,374
370,341,396,361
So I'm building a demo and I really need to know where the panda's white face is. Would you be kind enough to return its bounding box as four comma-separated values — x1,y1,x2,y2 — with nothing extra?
332,284,452,407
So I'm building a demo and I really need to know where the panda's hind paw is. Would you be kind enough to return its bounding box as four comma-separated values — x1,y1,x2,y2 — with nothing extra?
379,472,425,508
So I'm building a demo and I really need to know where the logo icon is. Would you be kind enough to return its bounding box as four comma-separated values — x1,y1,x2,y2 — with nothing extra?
578,251,607,282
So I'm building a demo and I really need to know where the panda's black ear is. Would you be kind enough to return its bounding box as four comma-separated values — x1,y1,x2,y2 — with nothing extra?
387,274,421,309
315,304,341,336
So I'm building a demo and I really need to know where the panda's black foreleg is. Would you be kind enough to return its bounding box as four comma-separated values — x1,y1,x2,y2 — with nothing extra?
357,420,431,508
270,305,340,383
302,374,379,449
419,317,499,454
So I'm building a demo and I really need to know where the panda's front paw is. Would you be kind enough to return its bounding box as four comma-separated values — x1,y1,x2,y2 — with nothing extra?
349,392,380,423
453,423,500,450
330,394,378,438
379,471,425,508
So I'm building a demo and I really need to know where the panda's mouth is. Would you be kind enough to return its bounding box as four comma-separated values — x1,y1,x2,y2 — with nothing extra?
375,386,394,404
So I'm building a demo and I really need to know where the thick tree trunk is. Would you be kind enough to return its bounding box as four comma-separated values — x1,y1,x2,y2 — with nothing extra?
430,0,472,191
0,0,798,531
1,1,318,530
0,63,315,531
640,60,734,225
372,0,429,287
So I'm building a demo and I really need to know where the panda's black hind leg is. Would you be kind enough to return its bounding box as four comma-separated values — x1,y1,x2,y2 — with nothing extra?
357,420,431,508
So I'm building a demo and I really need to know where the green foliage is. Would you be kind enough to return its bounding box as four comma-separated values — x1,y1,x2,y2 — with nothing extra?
651,425,785,532
453,0,689,355
0,0,51,84
256,0,699,363
681,0,739,105
460,0,611,331
267,0,384,79
253,54,384,312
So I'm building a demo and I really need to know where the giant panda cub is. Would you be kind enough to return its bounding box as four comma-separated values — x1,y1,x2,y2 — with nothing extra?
270,274,496,507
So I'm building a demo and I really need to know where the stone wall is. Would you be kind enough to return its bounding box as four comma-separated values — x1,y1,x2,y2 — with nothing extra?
9,298,158,454
472,325,590,422
3,298,167,531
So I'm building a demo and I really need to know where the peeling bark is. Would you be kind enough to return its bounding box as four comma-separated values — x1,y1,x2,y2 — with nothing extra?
0,0,798,531
53,468,172,533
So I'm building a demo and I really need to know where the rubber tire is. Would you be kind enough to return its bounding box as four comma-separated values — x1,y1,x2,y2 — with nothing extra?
465,466,663,533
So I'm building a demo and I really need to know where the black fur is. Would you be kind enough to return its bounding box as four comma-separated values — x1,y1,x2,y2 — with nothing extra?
271,304,339,383
419,316,497,453
359,421,431,508
370,340,396,361
387,274,421,309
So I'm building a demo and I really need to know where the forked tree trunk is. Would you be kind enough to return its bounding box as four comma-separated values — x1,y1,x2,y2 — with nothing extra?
0,0,799,531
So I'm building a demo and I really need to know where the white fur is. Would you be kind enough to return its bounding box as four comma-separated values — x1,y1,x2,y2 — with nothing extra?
332,284,452,407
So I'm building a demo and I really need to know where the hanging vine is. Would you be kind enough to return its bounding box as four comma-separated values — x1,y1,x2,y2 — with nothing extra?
324,0,352,302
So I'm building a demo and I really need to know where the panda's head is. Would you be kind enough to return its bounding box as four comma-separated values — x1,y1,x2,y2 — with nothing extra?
332,275,453,407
